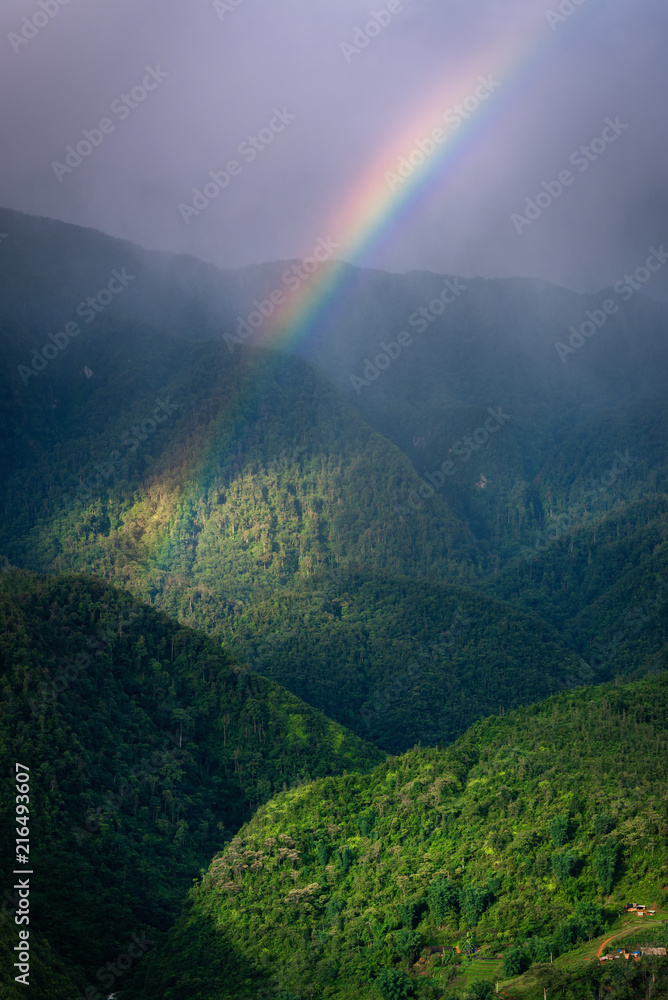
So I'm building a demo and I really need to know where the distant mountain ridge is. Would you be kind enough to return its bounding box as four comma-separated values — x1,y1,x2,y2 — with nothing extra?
1,205,667,752
1,207,667,999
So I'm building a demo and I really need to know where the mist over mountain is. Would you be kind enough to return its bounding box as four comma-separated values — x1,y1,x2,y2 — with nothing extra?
0,208,667,999
3,0,668,995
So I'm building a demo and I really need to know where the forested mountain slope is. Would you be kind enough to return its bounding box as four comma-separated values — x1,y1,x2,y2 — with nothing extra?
1,323,475,601
0,205,243,353
2,210,668,1000
220,572,592,754
294,265,668,466
0,571,382,996
126,673,668,1000
1,207,667,755
3,206,666,579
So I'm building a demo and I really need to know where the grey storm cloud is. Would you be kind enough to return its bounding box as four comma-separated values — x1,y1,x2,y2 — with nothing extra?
1,0,667,297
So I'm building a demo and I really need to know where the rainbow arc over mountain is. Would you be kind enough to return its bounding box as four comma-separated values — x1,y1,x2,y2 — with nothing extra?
143,8,594,563
243,9,586,356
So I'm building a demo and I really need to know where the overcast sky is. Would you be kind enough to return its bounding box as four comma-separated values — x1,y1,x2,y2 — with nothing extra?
2,0,667,295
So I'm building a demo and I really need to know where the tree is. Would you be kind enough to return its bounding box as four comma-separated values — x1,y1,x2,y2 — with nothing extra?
468,982,495,1000
594,838,619,894
376,967,415,999
336,846,354,872
592,811,614,836
551,849,578,881
529,937,551,963
549,813,570,847
397,928,423,964
502,946,530,978
574,900,604,940
427,878,459,924
358,808,376,838
460,883,489,926
397,900,423,929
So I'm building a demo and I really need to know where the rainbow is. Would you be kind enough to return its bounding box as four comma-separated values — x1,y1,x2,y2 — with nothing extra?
100,6,597,585
247,7,588,356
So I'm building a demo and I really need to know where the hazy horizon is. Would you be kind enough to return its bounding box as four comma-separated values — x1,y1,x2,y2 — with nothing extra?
2,0,668,299
5,202,668,307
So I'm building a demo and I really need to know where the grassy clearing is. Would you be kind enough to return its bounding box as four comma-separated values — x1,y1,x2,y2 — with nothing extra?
500,909,667,999
459,957,503,984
